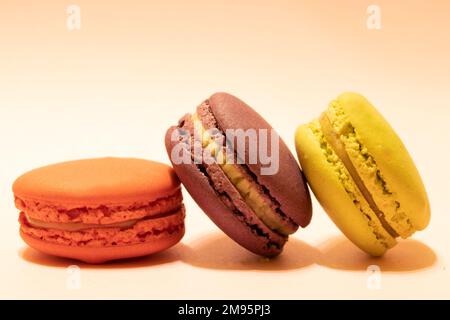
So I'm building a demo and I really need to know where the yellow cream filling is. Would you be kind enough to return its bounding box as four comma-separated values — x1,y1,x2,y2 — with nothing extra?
191,114,295,235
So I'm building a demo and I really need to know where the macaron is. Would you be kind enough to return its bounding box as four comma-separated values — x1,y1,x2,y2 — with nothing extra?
165,92,312,257
295,92,430,256
13,157,185,263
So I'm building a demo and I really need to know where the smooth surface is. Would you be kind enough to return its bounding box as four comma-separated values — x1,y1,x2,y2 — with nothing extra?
0,0,449,299
13,158,180,206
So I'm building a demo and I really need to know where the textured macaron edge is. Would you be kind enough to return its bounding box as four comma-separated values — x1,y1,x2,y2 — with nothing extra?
20,227,185,264
165,123,284,257
324,99,413,238
14,189,183,225
195,101,299,235
332,93,430,232
295,121,396,256
208,93,312,227
19,207,185,247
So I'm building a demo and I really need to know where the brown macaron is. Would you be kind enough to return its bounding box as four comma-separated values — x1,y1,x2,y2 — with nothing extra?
165,92,311,257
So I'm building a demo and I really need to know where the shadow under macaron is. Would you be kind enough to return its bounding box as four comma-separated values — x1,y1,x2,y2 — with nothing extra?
317,235,437,272
181,232,320,271
19,234,437,272
19,242,188,269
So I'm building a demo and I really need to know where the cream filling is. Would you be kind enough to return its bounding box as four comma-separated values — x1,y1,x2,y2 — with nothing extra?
25,214,140,231
319,113,398,238
191,114,295,236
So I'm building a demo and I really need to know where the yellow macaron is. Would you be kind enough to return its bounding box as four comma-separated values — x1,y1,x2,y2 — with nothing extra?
295,92,430,256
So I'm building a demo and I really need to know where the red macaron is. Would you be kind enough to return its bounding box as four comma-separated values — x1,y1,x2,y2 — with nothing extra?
13,157,185,263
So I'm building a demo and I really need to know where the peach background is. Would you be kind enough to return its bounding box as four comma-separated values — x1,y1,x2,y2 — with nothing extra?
0,0,449,299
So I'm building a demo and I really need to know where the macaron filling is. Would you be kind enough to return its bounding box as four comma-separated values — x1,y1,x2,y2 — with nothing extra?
24,214,138,231
22,208,180,232
19,208,185,247
16,190,186,246
191,111,297,236
323,100,415,238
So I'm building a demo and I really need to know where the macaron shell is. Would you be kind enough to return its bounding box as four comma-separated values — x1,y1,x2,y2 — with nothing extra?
335,93,430,230
14,157,185,263
209,92,312,227
165,127,282,257
20,228,184,264
295,124,394,256
13,158,180,207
